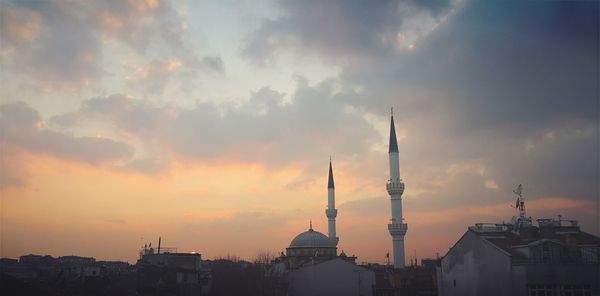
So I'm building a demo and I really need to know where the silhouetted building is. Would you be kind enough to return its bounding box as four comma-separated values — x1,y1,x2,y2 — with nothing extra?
137,241,205,296
1,254,134,296
369,261,438,296
439,217,600,296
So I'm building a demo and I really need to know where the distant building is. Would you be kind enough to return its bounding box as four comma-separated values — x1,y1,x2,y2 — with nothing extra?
136,239,205,296
438,186,600,296
57,255,95,265
367,261,439,296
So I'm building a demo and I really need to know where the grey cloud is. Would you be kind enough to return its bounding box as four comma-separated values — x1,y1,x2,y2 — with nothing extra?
1,1,102,88
1,0,224,90
340,0,598,129
199,56,225,73
0,102,134,165
243,0,455,63
246,0,598,207
51,80,378,172
52,94,165,136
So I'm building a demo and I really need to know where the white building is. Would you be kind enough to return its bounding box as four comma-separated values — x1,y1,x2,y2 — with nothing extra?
287,258,375,296
438,188,600,296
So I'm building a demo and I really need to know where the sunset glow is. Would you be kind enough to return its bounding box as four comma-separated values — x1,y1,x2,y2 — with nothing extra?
1,0,597,267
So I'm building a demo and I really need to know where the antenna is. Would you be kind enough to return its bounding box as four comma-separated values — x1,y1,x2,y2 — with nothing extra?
513,184,522,198
513,184,525,219
414,249,417,266
158,236,161,254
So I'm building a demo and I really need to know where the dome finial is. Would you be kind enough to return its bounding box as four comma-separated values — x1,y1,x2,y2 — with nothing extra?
310,219,313,230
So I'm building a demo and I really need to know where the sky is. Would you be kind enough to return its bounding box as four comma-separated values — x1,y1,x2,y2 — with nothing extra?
0,0,598,264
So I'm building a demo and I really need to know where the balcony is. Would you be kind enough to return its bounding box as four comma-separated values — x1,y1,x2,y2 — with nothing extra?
325,209,337,218
388,223,408,236
386,180,405,195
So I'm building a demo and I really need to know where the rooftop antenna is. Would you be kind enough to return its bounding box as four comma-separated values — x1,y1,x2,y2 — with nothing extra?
513,184,525,219
414,249,417,267
157,236,161,254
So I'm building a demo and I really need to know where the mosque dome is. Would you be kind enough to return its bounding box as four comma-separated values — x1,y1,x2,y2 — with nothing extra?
289,228,335,248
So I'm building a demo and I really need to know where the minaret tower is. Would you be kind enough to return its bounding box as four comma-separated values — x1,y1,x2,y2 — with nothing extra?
325,158,339,246
387,108,407,268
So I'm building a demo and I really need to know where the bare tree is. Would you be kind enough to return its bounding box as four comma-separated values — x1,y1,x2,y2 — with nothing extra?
254,249,276,265
215,253,243,263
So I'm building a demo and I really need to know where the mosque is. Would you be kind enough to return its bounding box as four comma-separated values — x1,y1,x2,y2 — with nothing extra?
281,159,356,269
280,111,407,270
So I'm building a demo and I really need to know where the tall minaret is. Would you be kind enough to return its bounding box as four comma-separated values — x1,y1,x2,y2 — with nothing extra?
325,158,339,246
387,108,407,268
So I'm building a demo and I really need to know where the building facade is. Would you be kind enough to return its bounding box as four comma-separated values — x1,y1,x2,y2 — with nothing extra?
286,258,376,296
439,218,600,296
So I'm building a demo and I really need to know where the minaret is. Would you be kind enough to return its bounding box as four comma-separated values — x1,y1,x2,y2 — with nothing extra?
387,108,407,268
325,158,339,246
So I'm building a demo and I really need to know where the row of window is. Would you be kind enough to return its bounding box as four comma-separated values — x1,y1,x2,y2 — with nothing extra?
288,249,336,256
528,284,591,296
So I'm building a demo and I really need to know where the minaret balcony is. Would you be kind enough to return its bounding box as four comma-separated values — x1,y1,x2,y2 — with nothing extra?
386,180,405,195
325,209,338,218
388,223,408,236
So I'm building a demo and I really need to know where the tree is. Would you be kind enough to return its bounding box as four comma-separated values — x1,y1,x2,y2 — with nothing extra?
254,250,276,265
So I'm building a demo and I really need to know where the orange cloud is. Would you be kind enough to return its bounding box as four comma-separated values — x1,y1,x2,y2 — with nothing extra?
0,6,41,51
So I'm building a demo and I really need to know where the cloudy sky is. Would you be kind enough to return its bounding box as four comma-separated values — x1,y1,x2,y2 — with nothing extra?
1,0,598,263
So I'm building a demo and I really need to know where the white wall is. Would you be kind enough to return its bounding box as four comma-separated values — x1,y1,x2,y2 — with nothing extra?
287,258,375,296
439,231,512,296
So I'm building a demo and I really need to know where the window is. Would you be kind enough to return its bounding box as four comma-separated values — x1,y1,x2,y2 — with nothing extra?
528,284,554,296
541,244,553,263
528,284,592,296
557,284,591,296
453,280,456,287
581,247,599,264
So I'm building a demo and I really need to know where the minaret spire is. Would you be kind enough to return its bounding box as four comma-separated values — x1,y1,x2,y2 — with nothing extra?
328,157,335,189
389,109,399,153
387,108,407,268
326,157,339,246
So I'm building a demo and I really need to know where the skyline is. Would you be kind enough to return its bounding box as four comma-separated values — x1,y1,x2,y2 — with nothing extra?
0,0,598,264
